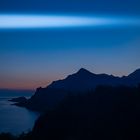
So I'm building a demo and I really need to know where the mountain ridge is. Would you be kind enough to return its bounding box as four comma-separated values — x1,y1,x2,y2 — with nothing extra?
14,68,140,111
47,68,140,91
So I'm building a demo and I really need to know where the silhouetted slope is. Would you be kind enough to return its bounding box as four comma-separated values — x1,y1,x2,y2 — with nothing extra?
128,69,140,78
48,68,140,91
15,68,140,111
1,85,140,140
32,85,140,140
16,87,70,111
125,69,140,85
48,68,122,91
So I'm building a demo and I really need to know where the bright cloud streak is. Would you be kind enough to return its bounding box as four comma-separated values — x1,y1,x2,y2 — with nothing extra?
0,15,140,29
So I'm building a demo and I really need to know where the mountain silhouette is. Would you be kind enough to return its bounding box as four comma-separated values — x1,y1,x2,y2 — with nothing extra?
15,68,140,111
126,69,140,83
31,85,140,140
48,68,140,91
128,68,140,78
2,85,140,140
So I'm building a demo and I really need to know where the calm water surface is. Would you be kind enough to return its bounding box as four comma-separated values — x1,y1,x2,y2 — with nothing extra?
0,90,39,135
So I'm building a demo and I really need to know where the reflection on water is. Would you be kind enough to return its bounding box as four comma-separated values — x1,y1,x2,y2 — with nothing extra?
0,92,39,135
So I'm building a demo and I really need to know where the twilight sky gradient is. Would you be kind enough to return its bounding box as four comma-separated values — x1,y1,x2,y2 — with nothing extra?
0,0,140,90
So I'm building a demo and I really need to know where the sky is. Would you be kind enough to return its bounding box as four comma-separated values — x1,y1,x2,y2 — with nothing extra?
0,0,140,90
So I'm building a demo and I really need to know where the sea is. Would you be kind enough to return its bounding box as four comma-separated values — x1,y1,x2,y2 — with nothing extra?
0,89,40,135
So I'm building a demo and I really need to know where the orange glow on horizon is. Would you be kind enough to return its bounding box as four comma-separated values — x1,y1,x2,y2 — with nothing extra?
0,80,51,90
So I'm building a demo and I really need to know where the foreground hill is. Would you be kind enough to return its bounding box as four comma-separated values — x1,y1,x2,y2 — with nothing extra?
15,68,140,111
31,85,140,140
2,85,140,140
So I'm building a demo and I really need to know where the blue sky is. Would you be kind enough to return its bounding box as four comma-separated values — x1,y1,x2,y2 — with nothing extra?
0,0,140,89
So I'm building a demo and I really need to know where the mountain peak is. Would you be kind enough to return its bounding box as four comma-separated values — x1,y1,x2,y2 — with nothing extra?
77,68,92,74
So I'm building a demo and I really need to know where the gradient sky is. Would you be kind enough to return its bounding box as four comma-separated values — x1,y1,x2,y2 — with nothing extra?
0,0,140,90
